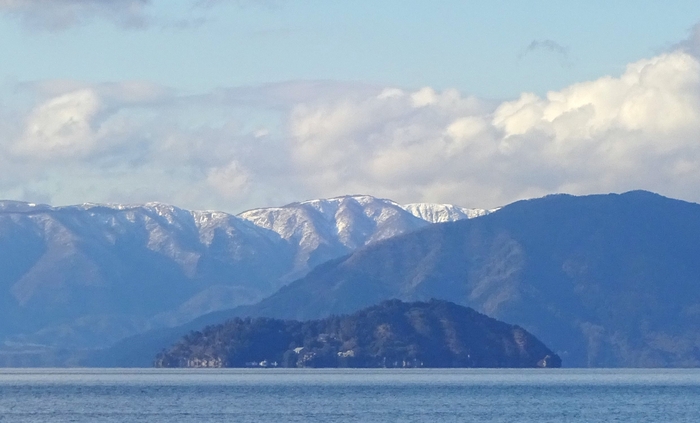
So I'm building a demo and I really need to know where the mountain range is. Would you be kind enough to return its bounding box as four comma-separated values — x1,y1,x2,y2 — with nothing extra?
112,191,700,368
5,190,700,368
0,196,487,366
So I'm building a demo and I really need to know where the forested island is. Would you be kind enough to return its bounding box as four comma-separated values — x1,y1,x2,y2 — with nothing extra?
154,299,561,368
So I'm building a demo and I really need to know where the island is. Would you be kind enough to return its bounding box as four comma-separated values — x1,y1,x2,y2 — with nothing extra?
154,299,561,368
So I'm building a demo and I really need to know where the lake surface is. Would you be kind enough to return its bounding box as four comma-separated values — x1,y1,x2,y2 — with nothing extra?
0,369,699,422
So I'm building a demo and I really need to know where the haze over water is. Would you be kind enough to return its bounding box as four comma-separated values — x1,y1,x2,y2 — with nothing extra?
1,369,699,422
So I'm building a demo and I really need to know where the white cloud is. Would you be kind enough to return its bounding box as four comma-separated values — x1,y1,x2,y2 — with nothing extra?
3,50,700,212
14,89,101,158
10,81,172,160
206,161,250,199
280,51,700,208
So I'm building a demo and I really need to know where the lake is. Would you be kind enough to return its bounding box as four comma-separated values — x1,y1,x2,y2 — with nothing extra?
0,369,699,422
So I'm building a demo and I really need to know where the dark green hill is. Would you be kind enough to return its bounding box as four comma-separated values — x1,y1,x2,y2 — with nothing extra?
155,299,560,368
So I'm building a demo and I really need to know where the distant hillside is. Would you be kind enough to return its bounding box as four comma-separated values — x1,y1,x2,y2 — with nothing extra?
128,190,700,368
0,195,479,366
155,299,560,368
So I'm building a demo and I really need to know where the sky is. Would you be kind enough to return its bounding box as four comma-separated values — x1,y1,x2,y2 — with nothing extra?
2,0,700,212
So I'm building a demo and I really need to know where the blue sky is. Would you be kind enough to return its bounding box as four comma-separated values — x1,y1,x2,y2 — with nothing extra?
2,1,700,211
4,1,699,97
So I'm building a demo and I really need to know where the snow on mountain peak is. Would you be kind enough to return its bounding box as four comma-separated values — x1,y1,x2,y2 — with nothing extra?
402,203,493,223
3,195,491,286
0,194,496,359
299,194,400,207
238,195,430,277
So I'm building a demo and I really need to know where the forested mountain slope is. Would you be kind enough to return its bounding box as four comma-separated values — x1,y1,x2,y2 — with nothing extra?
155,299,560,368
166,191,700,368
0,196,479,365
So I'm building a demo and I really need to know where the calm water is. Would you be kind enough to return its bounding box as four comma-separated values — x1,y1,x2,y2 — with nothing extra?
0,369,699,422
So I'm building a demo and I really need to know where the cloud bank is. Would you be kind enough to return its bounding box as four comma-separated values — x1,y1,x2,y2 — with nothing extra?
3,49,700,211
0,0,276,30
0,0,151,29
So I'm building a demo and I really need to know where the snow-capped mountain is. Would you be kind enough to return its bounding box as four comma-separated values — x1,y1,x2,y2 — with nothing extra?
239,195,431,279
401,203,494,223
0,202,292,352
0,195,486,365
